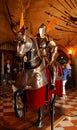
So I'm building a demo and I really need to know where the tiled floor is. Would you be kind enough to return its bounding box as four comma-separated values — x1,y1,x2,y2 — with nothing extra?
54,87,77,130
0,85,77,130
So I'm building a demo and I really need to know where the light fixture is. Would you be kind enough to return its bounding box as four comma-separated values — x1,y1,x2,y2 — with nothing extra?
68,49,72,55
68,47,73,61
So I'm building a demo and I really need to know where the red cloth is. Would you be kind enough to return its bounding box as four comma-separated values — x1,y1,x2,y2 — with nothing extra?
52,62,63,97
26,86,46,110
47,89,56,101
57,62,62,76
46,67,51,86
55,80,63,97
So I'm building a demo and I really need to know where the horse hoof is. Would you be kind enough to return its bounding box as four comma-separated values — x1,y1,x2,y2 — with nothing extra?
15,109,23,118
34,120,43,128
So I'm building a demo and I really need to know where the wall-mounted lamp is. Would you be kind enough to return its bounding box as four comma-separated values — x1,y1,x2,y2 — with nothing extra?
68,48,73,62
68,49,72,55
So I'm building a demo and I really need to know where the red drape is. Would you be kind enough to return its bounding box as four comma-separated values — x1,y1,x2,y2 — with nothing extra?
26,86,46,110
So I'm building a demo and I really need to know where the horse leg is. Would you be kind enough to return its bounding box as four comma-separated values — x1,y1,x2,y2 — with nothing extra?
35,107,43,128
14,89,26,118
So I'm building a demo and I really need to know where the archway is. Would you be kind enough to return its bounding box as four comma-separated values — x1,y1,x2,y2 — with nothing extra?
56,45,69,64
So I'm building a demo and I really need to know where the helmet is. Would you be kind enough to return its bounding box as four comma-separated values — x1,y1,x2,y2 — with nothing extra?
39,24,47,38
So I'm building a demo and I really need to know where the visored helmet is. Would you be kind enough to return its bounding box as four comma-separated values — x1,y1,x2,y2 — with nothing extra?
39,23,47,38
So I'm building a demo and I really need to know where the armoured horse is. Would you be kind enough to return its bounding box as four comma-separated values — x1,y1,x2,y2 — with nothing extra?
12,25,63,129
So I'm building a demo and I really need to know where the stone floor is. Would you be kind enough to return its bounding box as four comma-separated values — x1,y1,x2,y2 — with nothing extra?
0,85,77,130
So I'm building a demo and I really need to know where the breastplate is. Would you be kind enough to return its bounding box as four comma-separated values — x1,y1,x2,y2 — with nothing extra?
39,38,48,57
